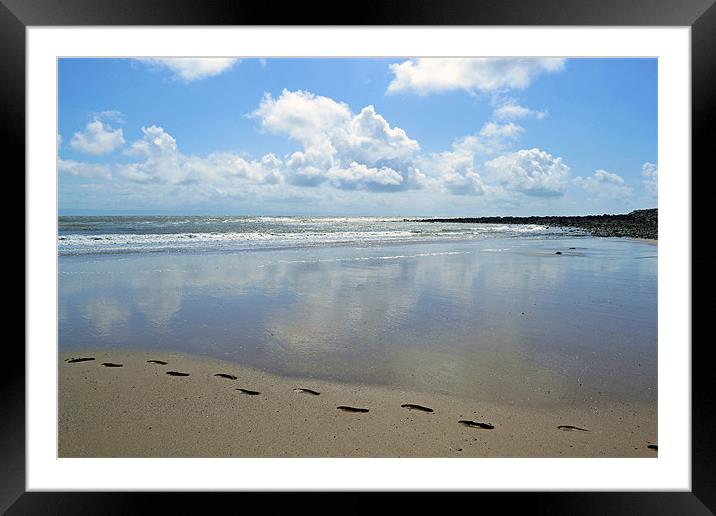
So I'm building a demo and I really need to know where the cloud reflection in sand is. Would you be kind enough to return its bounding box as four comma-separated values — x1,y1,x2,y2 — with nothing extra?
59,238,656,406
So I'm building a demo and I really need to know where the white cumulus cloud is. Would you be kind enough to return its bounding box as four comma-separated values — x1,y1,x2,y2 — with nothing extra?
59,88,587,205
574,169,632,199
124,124,178,158
137,58,239,82
70,119,125,155
327,162,404,190
116,125,284,187
416,121,524,196
386,58,566,96
251,89,424,191
417,148,486,196
485,148,570,197
251,89,352,143
471,121,524,145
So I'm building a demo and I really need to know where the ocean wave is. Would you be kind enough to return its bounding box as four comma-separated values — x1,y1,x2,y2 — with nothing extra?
58,217,569,256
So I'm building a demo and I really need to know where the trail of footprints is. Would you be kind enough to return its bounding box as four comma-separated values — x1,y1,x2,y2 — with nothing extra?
459,420,495,430
337,406,369,413
65,356,657,450
237,388,261,395
558,425,590,432
65,357,95,363
294,388,320,396
401,403,433,413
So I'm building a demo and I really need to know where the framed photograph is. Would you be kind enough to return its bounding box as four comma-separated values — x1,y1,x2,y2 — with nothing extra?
10,0,707,512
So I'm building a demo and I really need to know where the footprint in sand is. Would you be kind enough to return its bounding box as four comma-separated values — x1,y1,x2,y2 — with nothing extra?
558,425,590,432
101,362,123,368
236,388,261,395
66,357,95,363
459,420,494,430
147,360,168,365
294,388,320,396
214,373,237,380
166,371,190,377
337,406,369,413
401,403,434,413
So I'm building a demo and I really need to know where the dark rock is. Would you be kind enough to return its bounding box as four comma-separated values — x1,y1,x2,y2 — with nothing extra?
412,209,657,240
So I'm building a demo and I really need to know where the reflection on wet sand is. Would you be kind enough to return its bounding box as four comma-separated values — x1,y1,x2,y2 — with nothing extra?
59,237,657,407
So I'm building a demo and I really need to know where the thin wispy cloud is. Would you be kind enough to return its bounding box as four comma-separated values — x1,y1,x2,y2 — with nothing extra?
641,162,658,199
91,110,126,124
58,159,112,179
493,101,547,120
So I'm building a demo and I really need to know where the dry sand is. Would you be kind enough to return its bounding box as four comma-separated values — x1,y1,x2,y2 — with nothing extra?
59,349,657,458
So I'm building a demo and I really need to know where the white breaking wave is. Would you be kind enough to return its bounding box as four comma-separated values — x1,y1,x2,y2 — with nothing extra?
58,217,569,256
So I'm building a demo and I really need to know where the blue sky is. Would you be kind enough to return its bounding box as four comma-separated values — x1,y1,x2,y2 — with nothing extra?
58,57,657,216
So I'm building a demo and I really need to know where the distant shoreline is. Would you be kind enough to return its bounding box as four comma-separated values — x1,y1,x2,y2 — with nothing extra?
409,208,657,240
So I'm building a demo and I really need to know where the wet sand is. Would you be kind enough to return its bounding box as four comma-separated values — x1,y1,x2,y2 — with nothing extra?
59,349,657,458
633,238,658,246
59,237,658,407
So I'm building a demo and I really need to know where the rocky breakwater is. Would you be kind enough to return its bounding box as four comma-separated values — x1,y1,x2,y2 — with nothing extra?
413,209,657,239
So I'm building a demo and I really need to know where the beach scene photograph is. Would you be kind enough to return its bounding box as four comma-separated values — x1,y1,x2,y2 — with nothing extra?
58,56,658,458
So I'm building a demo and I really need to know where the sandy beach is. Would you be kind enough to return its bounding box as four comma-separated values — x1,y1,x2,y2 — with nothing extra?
59,349,657,458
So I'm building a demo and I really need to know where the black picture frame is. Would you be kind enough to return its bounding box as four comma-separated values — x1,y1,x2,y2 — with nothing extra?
7,0,708,513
